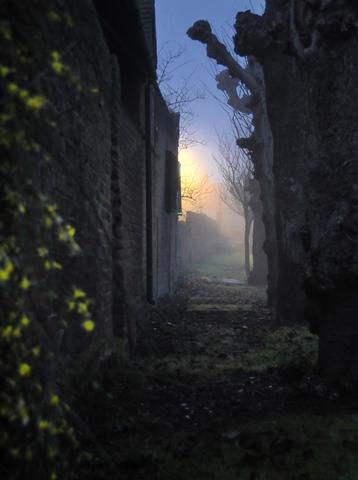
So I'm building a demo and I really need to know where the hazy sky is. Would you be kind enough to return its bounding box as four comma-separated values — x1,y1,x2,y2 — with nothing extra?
155,0,265,179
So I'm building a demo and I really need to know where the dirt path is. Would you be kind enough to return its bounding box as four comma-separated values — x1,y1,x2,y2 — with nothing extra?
81,273,358,479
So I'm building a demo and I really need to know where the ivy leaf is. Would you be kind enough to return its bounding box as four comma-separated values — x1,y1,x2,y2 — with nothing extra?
82,320,95,332
73,288,86,299
18,363,31,376
25,95,46,110
0,258,14,281
20,276,30,290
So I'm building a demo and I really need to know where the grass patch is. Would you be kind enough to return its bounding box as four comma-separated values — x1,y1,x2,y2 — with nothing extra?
189,303,243,312
189,282,267,303
134,326,318,379
190,250,246,282
63,277,357,480
240,326,318,372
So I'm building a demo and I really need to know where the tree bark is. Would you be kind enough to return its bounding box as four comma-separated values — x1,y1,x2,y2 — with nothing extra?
235,8,307,324
234,1,358,379
187,23,278,307
249,180,267,286
243,205,252,281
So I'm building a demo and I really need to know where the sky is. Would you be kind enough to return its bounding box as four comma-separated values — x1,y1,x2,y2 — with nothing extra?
155,0,265,181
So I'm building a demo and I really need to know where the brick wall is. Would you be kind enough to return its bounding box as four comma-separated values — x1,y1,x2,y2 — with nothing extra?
36,1,116,352
115,79,147,343
11,0,179,356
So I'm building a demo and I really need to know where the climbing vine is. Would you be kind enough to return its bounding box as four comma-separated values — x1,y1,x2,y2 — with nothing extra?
0,2,100,478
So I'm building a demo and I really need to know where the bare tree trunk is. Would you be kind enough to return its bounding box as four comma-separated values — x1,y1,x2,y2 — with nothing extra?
235,2,358,380
249,180,268,286
244,206,252,281
187,23,278,307
246,60,277,304
234,11,306,323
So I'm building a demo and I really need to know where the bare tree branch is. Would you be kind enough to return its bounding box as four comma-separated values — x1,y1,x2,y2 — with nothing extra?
214,131,253,216
187,20,260,93
157,44,186,86
181,171,213,212
157,44,206,150
216,70,252,114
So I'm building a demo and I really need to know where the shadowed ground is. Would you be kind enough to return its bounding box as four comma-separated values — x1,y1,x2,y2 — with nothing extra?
75,252,358,479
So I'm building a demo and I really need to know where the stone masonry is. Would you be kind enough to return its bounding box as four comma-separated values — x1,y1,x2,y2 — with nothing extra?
12,0,180,356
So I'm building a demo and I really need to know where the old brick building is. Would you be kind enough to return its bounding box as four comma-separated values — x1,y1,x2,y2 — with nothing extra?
96,0,180,351
97,0,180,351
13,0,180,355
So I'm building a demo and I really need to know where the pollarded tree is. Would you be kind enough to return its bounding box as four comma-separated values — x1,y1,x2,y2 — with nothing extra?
187,21,278,306
212,56,268,286
233,1,358,380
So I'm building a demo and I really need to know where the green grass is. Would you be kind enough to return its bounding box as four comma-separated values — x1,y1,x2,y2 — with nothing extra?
188,303,244,312
190,250,246,282
189,283,267,304
137,326,318,379
240,326,318,372
101,312,353,480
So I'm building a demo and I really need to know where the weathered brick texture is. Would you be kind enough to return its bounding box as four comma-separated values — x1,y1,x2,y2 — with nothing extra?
14,0,179,356
41,0,116,351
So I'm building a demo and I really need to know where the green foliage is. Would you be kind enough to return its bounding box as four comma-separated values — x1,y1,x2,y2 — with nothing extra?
0,2,101,478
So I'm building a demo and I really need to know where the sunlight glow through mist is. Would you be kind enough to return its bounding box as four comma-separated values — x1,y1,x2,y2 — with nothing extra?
179,149,201,179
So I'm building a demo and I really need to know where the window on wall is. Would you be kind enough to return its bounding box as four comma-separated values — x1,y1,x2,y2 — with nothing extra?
165,151,181,214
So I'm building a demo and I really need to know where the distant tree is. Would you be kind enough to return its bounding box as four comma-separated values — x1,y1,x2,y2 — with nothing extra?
211,60,267,285
214,132,253,280
180,168,212,214
187,21,277,304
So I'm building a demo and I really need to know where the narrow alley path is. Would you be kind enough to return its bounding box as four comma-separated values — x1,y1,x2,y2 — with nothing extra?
84,252,358,479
